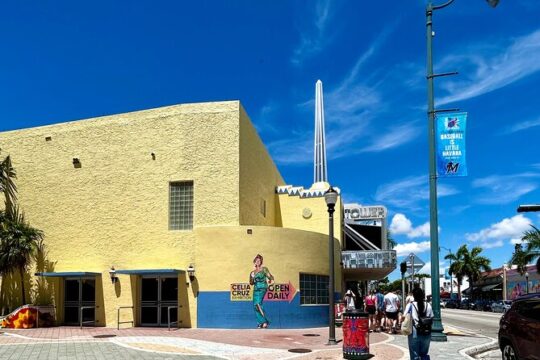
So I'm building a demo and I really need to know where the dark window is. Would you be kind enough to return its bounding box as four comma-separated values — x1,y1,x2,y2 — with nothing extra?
169,181,193,230
518,300,540,321
300,273,329,305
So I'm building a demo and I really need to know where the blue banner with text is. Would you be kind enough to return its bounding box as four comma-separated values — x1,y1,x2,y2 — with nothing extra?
436,112,467,177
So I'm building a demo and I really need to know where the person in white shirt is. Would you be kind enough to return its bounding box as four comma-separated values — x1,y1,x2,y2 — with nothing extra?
383,290,400,334
401,287,434,360
405,292,414,305
344,289,356,310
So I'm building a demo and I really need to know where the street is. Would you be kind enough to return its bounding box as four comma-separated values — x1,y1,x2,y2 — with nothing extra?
441,308,502,339
441,308,502,359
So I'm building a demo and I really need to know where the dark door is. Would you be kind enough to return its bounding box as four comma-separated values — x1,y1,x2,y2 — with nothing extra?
64,278,96,325
140,276,178,326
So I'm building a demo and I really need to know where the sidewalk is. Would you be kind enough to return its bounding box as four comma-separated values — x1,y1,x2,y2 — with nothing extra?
0,325,496,359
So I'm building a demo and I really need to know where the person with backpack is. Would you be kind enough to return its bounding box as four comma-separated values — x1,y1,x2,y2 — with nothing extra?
401,287,434,360
375,289,386,332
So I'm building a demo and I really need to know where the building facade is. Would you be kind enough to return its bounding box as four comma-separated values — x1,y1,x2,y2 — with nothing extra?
0,101,345,329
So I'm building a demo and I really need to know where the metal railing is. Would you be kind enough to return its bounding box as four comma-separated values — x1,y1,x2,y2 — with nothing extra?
117,306,134,330
35,305,56,328
167,306,178,331
342,250,397,269
80,306,95,329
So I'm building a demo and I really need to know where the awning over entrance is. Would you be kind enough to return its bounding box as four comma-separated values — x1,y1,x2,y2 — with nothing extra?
35,272,100,277
482,283,502,291
115,269,184,275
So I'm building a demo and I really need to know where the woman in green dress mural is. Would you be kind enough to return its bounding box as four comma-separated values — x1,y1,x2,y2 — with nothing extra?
249,254,274,328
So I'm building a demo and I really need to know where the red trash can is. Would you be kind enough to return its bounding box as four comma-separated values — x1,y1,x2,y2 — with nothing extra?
342,310,371,360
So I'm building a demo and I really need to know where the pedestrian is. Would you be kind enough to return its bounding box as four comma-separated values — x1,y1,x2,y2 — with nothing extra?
401,287,434,360
364,290,377,332
384,289,401,334
375,288,386,332
344,289,356,310
396,290,403,328
405,291,414,306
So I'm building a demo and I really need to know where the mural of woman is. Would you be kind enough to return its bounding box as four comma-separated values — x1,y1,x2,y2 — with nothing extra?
249,254,274,328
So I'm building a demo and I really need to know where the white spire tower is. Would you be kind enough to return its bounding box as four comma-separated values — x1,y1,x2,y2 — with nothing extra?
313,79,328,185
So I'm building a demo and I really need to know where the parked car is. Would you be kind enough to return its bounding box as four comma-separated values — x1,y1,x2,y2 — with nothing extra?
444,299,460,309
492,300,512,313
498,293,540,360
472,299,492,312
460,299,473,310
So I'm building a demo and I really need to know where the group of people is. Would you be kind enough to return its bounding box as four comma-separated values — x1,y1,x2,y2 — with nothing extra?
344,287,433,360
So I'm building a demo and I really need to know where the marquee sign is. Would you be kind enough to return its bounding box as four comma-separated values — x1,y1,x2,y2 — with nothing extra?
344,205,387,220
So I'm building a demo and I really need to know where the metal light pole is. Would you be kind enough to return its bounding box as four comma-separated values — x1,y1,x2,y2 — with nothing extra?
425,0,499,342
325,186,338,345
410,253,415,289
525,272,529,294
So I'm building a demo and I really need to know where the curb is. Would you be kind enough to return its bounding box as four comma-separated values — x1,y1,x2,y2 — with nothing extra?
459,337,498,359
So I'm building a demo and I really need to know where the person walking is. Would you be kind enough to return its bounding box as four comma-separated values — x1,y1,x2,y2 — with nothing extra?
364,290,377,332
344,289,356,310
384,290,400,334
375,289,386,332
401,287,433,360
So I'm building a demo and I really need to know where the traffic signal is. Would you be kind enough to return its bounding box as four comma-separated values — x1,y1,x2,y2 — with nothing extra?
400,261,407,275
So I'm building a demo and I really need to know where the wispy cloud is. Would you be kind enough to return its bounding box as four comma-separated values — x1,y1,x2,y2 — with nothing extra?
271,24,419,165
438,28,540,105
472,173,539,204
501,117,540,134
375,175,459,211
466,214,533,250
291,0,334,65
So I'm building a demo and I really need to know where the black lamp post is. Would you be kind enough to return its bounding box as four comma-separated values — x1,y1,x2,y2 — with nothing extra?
425,0,499,342
324,186,338,345
525,272,529,294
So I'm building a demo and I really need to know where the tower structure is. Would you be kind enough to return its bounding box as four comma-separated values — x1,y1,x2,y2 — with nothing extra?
313,80,328,186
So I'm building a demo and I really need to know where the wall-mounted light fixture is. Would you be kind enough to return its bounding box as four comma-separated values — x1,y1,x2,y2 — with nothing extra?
72,158,81,168
109,266,118,284
187,264,195,281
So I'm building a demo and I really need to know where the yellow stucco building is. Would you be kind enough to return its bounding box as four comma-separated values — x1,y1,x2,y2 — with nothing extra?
0,101,347,329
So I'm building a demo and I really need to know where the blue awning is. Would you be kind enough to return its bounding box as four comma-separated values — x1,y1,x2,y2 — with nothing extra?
35,272,101,277
115,269,184,275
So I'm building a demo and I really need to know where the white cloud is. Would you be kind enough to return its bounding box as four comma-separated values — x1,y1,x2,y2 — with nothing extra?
501,117,540,134
291,0,333,65
438,28,540,105
390,213,432,239
510,238,526,245
394,241,431,257
472,173,539,205
466,214,532,243
375,176,459,211
417,261,446,276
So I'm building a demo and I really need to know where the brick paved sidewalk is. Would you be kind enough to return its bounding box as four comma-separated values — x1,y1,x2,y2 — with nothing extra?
0,326,408,359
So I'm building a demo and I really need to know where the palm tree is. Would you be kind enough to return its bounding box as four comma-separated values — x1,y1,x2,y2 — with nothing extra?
0,206,44,305
461,245,491,302
387,229,396,249
510,243,529,276
522,225,540,274
445,247,466,301
0,151,17,217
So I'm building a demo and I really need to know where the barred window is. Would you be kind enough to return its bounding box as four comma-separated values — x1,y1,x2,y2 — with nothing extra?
300,273,329,305
169,181,193,230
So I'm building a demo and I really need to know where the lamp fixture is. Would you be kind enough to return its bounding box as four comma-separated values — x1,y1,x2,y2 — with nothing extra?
187,264,195,280
72,158,81,168
109,266,118,284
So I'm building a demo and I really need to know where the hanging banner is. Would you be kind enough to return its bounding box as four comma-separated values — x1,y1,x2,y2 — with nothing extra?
436,112,468,177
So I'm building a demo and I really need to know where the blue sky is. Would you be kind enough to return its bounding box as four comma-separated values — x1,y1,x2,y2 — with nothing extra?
1,1,539,280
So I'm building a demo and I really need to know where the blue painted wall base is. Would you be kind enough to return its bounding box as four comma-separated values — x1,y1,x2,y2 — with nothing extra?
197,291,336,329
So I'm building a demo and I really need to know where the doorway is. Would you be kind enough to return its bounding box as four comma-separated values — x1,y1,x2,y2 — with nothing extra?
140,276,178,327
64,278,96,325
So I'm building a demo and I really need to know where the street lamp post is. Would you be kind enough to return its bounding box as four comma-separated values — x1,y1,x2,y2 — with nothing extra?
324,186,338,346
425,0,499,342
525,272,529,294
